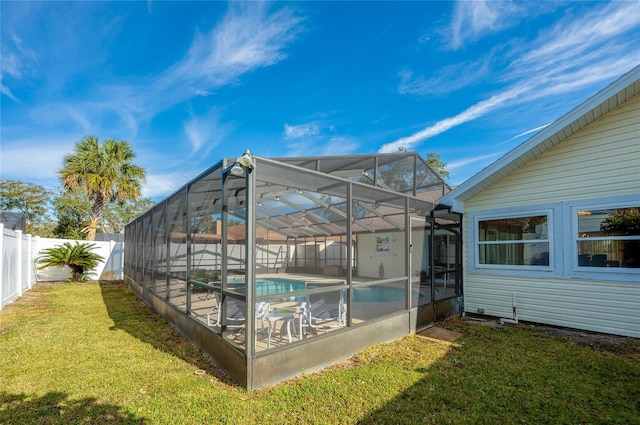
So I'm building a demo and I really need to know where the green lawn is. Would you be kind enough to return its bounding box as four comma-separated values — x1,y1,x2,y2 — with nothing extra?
1,282,638,425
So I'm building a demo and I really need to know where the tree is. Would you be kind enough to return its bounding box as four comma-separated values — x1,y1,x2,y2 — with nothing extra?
600,207,640,268
191,213,218,234
59,136,146,240
426,152,449,179
51,188,92,239
600,207,640,234
374,148,449,193
36,241,105,282
0,179,53,234
102,198,154,233
51,188,152,238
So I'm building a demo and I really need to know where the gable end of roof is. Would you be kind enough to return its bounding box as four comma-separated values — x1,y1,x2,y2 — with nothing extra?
439,65,640,212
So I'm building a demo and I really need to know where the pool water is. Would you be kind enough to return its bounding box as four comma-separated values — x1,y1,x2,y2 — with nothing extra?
228,278,427,303
257,278,306,296
228,278,307,297
352,286,422,303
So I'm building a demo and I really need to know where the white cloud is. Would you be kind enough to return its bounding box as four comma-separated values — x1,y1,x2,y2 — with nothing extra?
1,51,23,79
547,59,637,96
184,120,208,153
129,2,304,119
66,106,94,134
183,109,229,154
507,2,640,78
384,2,640,153
10,33,38,64
286,136,359,157
380,86,526,153
61,2,306,137
143,172,191,199
497,123,550,146
26,102,95,135
445,151,506,186
320,137,360,155
0,83,18,101
448,0,528,50
0,137,75,185
1,32,40,101
398,56,492,96
447,152,504,172
284,122,322,139
283,119,358,155
1,3,306,201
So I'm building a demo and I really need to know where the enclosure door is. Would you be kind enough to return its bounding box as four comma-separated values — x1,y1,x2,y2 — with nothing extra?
410,217,433,328
411,216,462,327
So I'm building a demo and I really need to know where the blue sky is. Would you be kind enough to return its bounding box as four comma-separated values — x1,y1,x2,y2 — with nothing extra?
1,1,639,200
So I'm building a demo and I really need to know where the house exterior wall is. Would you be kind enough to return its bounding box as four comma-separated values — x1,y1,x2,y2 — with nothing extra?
461,94,640,337
356,232,406,279
356,229,432,279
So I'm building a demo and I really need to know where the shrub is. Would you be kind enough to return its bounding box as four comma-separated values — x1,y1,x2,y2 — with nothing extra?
37,242,105,281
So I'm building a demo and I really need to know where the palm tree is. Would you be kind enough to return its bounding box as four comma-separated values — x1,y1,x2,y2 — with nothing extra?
37,242,105,282
59,136,146,240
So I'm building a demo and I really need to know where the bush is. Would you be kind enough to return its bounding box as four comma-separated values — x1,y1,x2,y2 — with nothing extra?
36,242,105,281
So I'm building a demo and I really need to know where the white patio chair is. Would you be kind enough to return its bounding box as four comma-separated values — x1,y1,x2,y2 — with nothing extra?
206,294,269,334
300,282,347,336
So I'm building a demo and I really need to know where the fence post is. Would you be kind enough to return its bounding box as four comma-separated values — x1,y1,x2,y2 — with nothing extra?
32,236,40,282
16,230,23,297
110,240,115,276
26,233,33,290
109,240,115,282
0,223,4,308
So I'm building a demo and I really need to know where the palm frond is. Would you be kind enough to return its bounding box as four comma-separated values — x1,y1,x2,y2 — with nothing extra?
58,135,146,240
36,242,105,281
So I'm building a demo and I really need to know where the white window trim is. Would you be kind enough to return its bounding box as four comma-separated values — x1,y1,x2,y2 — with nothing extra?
469,204,560,277
469,197,638,282
565,195,640,281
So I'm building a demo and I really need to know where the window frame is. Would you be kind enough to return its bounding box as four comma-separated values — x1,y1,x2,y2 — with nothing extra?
469,204,559,276
567,196,640,280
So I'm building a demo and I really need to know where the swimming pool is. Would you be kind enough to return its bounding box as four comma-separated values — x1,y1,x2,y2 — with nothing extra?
228,278,425,304
228,277,307,297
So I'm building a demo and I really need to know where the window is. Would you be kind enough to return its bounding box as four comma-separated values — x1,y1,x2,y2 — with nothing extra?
576,206,640,269
470,206,557,276
477,215,550,267
470,200,637,280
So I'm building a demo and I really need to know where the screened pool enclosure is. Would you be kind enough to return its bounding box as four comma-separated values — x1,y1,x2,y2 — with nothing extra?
124,152,462,389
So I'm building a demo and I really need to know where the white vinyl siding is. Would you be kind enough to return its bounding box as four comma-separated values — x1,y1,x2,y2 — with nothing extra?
465,95,639,209
463,275,639,337
461,94,640,338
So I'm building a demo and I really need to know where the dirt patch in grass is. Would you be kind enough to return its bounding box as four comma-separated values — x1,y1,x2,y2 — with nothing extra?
416,326,463,343
532,325,640,358
440,315,640,359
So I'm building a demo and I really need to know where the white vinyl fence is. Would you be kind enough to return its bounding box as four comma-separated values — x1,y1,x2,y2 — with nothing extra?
0,223,124,309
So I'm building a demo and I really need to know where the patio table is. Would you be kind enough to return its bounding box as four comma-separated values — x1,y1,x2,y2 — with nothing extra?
266,307,297,348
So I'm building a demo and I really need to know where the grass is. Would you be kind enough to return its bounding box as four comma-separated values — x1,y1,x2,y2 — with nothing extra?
1,282,638,425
